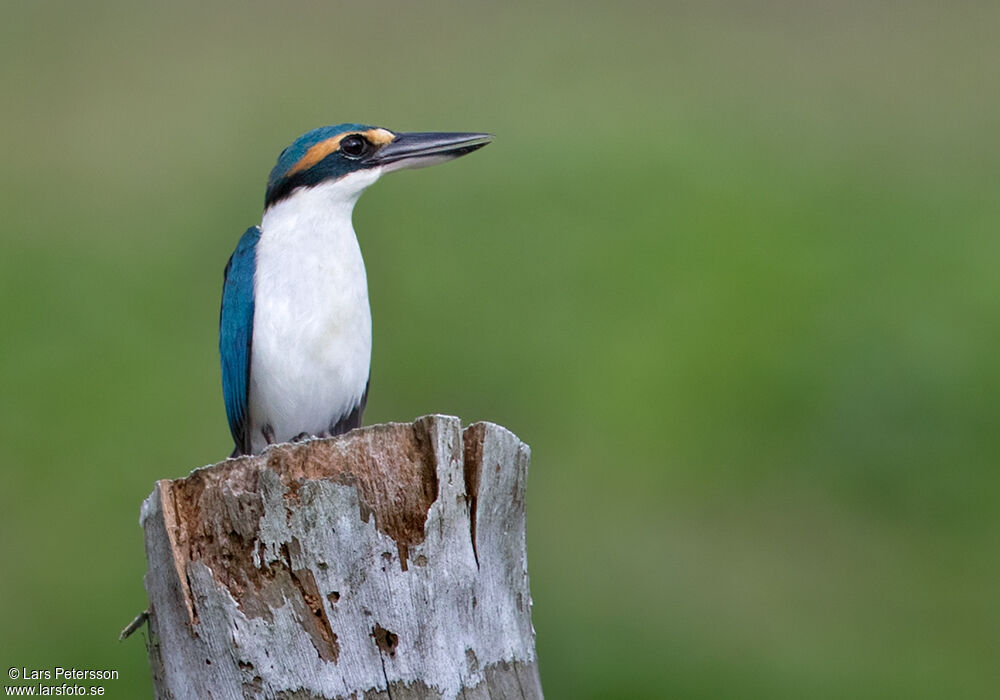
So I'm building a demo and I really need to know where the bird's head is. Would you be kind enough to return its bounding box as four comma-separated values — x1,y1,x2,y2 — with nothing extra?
264,124,492,209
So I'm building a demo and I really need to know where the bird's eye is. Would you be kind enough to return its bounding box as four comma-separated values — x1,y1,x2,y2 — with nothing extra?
340,135,368,159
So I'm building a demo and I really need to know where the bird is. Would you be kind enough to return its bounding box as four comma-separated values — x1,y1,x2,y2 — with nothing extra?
219,124,492,456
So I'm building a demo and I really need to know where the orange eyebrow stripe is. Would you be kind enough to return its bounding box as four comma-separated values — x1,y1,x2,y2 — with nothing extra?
287,128,397,176
363,128,395,145
287,136,347,177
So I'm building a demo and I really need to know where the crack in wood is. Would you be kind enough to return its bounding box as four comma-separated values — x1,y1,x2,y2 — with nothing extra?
288,543,340,663
462,423,486,569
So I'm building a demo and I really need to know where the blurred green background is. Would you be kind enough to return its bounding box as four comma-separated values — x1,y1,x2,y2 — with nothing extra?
2,1,998,697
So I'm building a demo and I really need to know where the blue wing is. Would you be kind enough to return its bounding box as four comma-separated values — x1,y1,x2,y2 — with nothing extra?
220,226,261,456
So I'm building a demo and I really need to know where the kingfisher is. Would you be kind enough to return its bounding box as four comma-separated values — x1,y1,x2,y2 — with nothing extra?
220,124,492,456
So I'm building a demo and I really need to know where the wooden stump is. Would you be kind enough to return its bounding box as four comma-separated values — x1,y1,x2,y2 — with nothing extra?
140,415,542,699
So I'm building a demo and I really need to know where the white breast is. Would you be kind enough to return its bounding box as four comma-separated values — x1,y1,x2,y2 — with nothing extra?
248,170,381,454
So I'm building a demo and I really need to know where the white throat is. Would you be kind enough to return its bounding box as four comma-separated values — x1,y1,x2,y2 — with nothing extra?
248,171,382,453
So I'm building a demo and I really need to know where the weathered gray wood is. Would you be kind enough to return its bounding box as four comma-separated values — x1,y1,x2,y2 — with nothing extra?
140,415,542,699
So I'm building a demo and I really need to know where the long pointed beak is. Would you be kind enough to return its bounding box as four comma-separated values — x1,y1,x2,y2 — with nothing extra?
367,131,493,171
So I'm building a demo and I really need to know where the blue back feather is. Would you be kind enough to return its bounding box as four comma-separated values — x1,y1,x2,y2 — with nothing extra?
220,226,261,455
